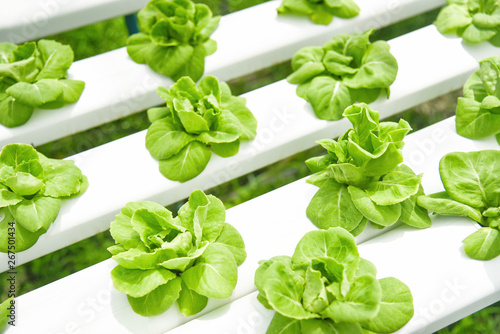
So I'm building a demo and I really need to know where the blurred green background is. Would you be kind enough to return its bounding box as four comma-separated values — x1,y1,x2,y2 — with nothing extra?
1,0,499,332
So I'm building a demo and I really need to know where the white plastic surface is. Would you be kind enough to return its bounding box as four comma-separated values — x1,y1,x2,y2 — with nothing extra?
1,25,499,272
7,117,500,334
0,0,446,147
5,176,385,334
0,0,149,43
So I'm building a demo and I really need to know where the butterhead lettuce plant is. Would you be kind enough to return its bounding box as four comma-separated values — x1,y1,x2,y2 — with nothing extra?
287,29,398,120
127,0,220,81
277,0,360,25
255,227,414,333
456,56,500,144
146,75,257,182
0,143,88,252
305,103,431,234
0,40,85,127
418,150,500,260
109,190,246,317
434,0,500,46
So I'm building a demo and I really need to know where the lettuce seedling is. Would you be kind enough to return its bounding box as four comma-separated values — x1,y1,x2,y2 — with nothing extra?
146,75,257,182
305,103,431,234
109,190,246,317
127,0,220,81
456,56,500,145
418,150,500,260
255,227,414,333
0,40,85,128
287,29,398,120
0,144,88,252
277,0,360,25
434,0,500,46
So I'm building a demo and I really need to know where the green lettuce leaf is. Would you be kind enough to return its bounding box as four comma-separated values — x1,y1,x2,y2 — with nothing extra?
359,277,414,333
0,208,46,252
159,141,212,182
306,179,363,231
128,277,182,316
439,150,500,208
0,96,33,128
177,280,208,316
111,266,176,298
321,275,381,322
181,243,238,299
417,192,484,223
266,312,301,334
292,228,359,279
260,261,317,320
348,186,402,226
463,227,500,260
0,297,14,332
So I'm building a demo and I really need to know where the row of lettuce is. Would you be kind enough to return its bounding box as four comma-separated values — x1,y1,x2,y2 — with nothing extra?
0,0,500,333
1,0,500,127
0,95,498,333
2,29,498,256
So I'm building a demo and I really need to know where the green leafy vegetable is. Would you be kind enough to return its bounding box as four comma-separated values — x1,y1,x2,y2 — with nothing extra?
434,0,500,45
0,297,14,332
109,190,246,317
255,227,414,333
456,56,500,144
0,144,88,252
277,0,360,25
418,150,500,260
287,29,398,120
126,0,220,81
146,75,257,182
0,40,85,128
305,103,431,234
